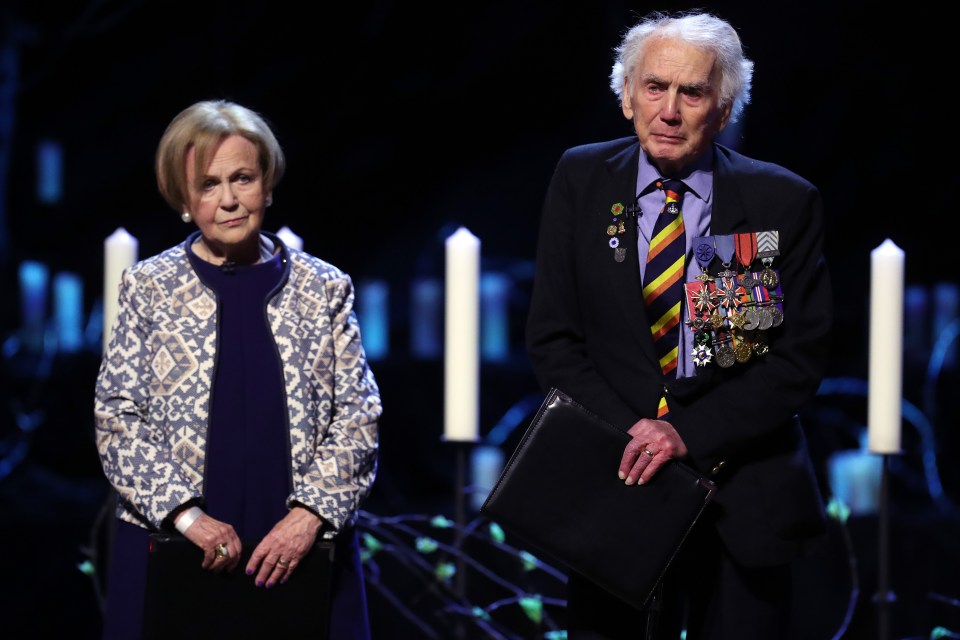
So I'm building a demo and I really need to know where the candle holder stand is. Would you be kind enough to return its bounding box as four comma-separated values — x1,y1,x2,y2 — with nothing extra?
873,453,896,640
443,437,479,639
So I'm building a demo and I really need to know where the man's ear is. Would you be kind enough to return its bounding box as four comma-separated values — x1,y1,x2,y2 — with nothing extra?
621,80,634,120
716,101,733,133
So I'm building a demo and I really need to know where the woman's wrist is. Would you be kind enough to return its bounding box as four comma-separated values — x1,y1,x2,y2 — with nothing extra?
174,506,204,534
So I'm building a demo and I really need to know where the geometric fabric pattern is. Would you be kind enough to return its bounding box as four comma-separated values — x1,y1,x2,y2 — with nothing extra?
94,238,382,538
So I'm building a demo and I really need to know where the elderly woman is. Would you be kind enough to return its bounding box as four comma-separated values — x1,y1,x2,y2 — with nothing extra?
94,100,381,639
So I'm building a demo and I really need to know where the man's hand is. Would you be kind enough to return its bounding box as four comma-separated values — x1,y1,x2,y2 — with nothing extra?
618,418,688,485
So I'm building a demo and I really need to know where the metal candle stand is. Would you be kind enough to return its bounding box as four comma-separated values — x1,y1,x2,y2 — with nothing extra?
445,438,478,639
874,454,897,640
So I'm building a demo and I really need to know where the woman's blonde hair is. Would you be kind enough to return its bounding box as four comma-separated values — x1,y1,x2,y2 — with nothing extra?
155,100,285,211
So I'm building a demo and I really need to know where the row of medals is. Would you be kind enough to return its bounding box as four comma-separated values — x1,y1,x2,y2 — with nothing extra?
684,251,783,369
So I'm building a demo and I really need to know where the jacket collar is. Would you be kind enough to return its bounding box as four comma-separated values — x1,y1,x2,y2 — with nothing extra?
601,141,661,371
709,144,748,233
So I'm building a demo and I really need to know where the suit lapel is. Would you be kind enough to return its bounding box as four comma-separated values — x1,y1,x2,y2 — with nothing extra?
600,141,661,371
710,146,749,234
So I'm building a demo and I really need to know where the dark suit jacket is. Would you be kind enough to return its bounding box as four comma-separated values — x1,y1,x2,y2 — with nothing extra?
526,136,833,567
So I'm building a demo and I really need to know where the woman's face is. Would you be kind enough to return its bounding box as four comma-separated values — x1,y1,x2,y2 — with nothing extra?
185,134,270,259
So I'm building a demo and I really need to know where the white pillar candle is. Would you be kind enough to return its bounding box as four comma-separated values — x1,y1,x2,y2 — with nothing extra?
868,239,904,454
103,228,138,352
276,226,303,251
444,227,480,442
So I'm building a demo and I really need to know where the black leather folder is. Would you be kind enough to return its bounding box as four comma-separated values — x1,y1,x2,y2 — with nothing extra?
142,534,335,639
480,387,716,610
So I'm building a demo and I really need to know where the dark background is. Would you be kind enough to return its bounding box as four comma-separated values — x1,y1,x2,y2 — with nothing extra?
0,1,957,639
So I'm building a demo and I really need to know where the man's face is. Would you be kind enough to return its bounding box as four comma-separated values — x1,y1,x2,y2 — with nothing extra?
622,38,732,176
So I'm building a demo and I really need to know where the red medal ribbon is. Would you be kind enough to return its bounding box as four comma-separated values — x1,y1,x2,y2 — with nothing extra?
734,232,757,270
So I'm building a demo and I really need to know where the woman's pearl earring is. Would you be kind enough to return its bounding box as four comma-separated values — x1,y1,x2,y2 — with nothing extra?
181,211,192,223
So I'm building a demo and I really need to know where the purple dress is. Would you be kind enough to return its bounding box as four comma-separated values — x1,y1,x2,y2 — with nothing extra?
102,245,369,639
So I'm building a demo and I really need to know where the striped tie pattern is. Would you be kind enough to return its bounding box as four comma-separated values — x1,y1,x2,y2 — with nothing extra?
643,179,686,417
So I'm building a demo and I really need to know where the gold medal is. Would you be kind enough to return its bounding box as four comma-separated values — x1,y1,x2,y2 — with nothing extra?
734,340,752,363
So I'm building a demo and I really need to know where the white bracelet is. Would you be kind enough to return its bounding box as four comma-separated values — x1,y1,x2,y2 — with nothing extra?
174,506,204,534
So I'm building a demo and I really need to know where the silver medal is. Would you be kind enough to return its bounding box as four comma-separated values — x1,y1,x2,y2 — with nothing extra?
758,307,773,331
716,345,736,368
770,306,784,327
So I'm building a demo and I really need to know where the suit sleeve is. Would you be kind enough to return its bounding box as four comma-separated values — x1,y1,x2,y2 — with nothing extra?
289,273,381,533
94,267,201,528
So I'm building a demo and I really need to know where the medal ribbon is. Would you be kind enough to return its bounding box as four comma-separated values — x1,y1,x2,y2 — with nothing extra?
735,232,757,271
747,271,769,305
693,236,716,271
756,230,780,260
713,234,735,268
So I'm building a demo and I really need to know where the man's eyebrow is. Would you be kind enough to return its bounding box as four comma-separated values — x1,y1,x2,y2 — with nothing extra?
679,80,711,93
638,73,712,92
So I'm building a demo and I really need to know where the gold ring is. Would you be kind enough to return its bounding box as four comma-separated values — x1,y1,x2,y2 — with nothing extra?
215,543,229,559
643,449,655,457
277,558,290,568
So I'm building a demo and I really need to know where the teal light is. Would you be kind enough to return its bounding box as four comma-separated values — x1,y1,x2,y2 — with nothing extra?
36,139,63,204
481,272,510,361
357,279,389,360
54,272,83,352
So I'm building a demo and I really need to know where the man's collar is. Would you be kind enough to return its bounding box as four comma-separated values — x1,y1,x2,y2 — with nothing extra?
637,145,714,201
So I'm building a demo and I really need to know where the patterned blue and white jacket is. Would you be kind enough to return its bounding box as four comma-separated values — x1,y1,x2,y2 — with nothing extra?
94,232,381,538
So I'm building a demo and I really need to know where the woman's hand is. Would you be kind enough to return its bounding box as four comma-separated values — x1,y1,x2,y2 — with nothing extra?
180,512,242,573
246,506,323,588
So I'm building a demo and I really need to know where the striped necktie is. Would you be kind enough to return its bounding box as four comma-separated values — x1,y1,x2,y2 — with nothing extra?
642,178,687,417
